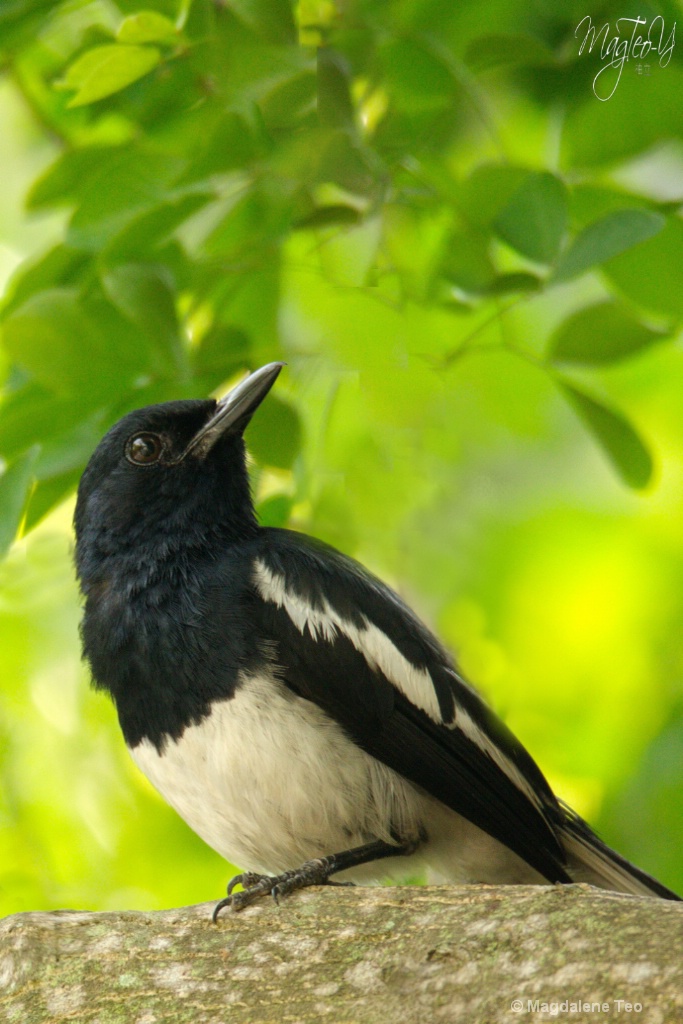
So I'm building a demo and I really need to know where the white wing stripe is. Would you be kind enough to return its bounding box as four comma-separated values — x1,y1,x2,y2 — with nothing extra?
254,559,544,814
454,707,544,811
254,560,443,723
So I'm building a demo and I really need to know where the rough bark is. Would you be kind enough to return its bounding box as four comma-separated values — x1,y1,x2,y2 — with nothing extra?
1,885,681,1024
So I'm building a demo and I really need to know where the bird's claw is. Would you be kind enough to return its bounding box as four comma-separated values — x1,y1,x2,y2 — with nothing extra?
212,858,355,919
227,871,266,897
213,872,275,918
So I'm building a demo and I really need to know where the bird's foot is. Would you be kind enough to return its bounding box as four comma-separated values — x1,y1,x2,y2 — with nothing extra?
212,839,414,920
212,859,354,919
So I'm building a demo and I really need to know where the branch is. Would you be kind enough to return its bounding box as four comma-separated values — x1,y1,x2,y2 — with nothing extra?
2,885,682,1022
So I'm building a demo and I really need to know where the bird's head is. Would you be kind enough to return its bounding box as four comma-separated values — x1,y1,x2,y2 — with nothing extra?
74,362,283,584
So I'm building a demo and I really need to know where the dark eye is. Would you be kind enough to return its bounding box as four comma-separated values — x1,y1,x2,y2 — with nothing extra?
126,433,164,466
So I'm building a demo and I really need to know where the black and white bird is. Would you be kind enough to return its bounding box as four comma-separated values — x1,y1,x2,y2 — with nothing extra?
74,362,679,914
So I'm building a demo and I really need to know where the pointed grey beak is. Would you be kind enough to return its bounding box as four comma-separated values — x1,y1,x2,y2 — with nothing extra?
185,362,285,457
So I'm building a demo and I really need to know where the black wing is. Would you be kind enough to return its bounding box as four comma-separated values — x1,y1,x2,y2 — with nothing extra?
244,528,571,884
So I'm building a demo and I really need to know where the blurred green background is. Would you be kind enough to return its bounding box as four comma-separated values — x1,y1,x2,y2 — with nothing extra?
1,0,682,916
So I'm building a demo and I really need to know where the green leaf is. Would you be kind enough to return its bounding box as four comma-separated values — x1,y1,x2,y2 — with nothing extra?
568,185,649,230
0,0,56,48
553,210,665,283
458,165,529,229
380,38,455,113
260,71,317,133
102,194,212,263
27,147,123,210
2,289,145,398
183,0,215,41
440,231,495,295
1,245,88,318
256,493,292,528
317,48,354,129
316,131,377,198
483,272,542,297
202,189,291,260
0,447,39,560
213,267,281,351
603,217,683,319
550,302,669,365
465,33,555,73
117,11,177,44
295,205,361,230
102,264,183,373
34,415,105,480
0,384,92,465
245,394,301,470
2,290,108,396
318,216,382,288
383,205,450,300
82,288,176,387
228,0,296,43
178,112,258,185
563,67,683,169
67,150,181,251
23,469,83,531
63,44,160,107
560,383,653,489
192,325,250,378
495,172,568,264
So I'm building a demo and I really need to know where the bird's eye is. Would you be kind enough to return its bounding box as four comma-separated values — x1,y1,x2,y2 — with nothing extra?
126,433,164,466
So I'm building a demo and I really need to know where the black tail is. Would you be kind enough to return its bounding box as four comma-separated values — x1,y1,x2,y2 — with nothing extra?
561,808,680,901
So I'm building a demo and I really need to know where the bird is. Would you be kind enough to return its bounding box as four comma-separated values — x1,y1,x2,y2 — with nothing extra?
74,362,680,916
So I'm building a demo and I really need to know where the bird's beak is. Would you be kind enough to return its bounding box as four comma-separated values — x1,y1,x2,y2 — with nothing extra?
185,362,285,457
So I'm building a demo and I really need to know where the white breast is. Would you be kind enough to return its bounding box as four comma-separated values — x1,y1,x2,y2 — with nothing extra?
129,670,545,886
128,671,426,875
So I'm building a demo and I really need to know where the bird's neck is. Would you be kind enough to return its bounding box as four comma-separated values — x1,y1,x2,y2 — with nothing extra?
77,518,259,750
77,511,258,602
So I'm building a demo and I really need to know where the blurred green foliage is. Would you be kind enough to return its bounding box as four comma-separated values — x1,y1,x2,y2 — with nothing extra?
0,0,682,914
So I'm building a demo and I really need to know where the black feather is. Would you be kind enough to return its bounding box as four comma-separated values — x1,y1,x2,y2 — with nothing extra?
251,529,571,884
74,375,680,904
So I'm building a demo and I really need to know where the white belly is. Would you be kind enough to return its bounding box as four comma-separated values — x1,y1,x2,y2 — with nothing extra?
129,670,544,886
128,671,426,875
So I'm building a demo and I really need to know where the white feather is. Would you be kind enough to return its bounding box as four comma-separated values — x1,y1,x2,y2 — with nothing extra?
130,671,422,873
452,703,545,813
563,831,662,897
253,559,443,722
129,670,544,885
254,559,545,815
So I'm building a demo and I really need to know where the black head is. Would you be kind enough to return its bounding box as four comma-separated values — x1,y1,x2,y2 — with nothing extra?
74,363,283,590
